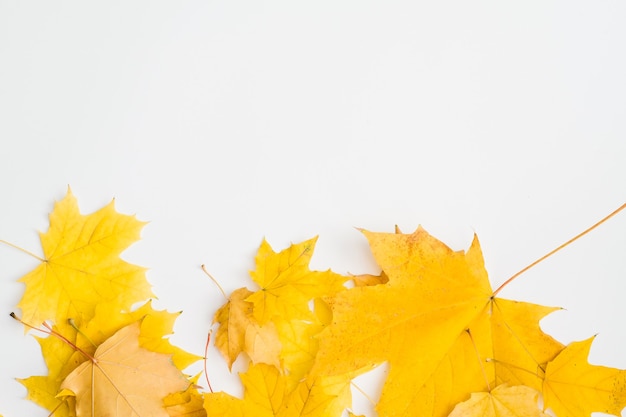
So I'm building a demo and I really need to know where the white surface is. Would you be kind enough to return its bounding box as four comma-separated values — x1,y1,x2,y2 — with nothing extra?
1,2,626,416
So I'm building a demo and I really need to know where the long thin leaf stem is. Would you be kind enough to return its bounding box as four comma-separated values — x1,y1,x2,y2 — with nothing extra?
204,330,214,393
201,264,227,300
0,239,45,262
10,312,95,362
493,202,626,296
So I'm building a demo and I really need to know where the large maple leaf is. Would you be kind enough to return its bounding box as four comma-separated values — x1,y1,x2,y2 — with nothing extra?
310,226,565,417
60,321,190,417
17,189,152,327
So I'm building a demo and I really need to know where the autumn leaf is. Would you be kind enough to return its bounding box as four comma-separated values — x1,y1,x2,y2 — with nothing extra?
246,237,347,324
542,337,626,417
204,363,354,417
60,321,190,417
311,227,564,417
17,188,152,328
448,384,549,417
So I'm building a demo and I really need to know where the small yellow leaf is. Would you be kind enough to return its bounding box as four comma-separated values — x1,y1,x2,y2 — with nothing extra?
247,237,347,324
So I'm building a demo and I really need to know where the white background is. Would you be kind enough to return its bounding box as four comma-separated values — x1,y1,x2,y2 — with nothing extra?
1,2,626,416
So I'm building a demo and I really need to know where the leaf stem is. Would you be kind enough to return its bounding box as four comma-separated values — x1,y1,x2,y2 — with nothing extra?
493,202,626,296
204,330,214,393
0,239,45,262
201,264,227,300
10,312,96,362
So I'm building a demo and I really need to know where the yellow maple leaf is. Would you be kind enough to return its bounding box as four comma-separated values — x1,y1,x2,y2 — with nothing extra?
17,188,152,327
448,384,549,417
204,363,354,417
311,227,564,417
543,337,626,417
246,237,347,324
60,321,190,417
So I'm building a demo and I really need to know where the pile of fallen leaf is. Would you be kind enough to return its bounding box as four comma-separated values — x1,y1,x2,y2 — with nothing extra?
3,190,626,417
